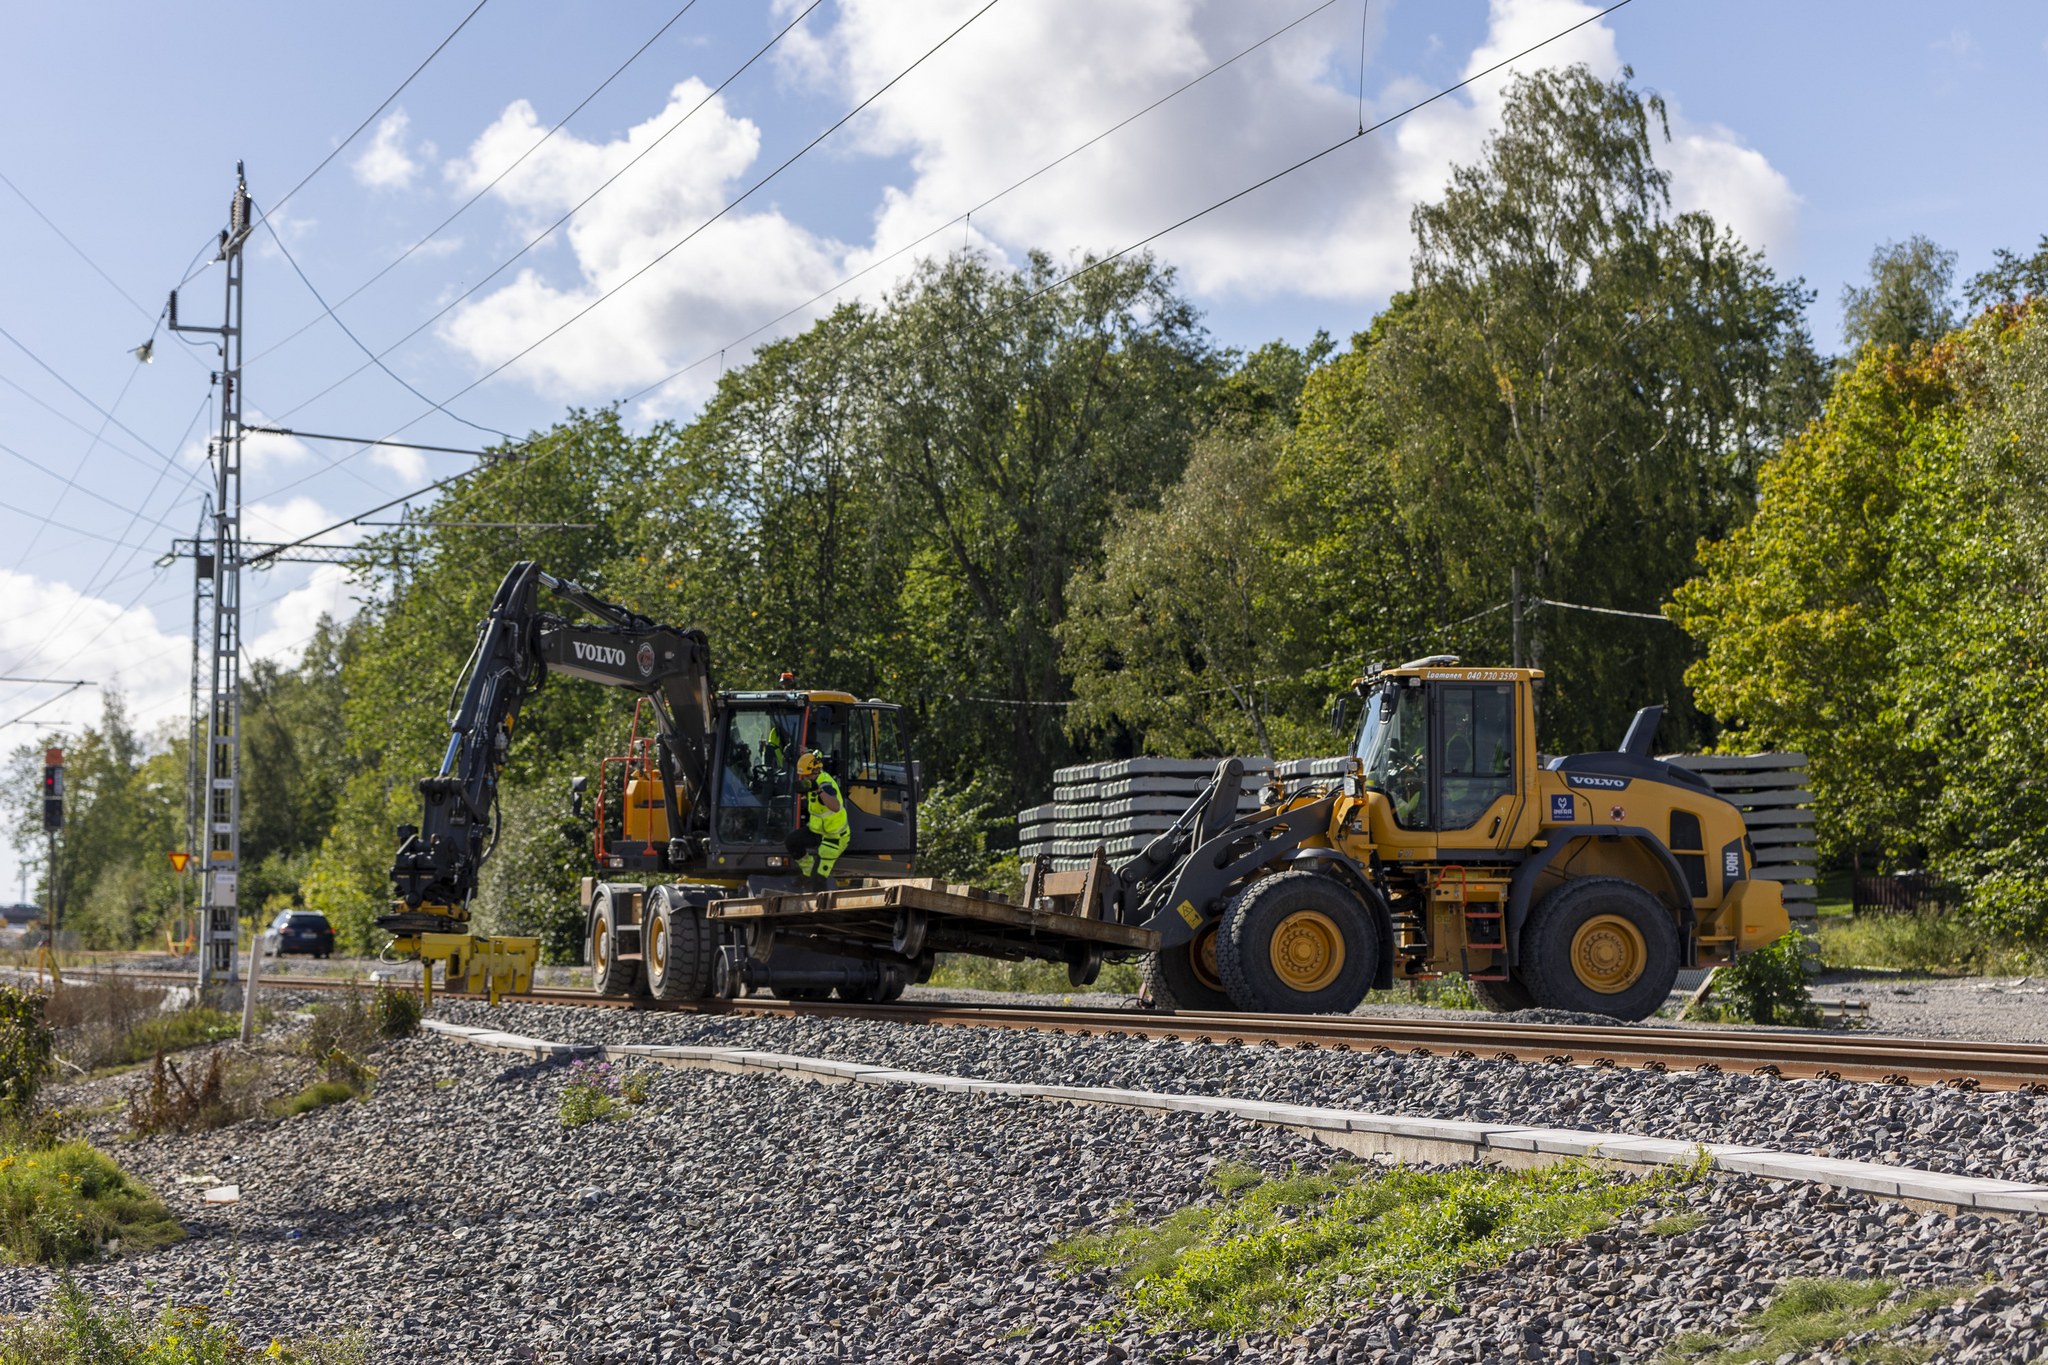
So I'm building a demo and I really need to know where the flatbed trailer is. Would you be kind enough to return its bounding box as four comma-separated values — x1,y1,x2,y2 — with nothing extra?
706,863,1158,997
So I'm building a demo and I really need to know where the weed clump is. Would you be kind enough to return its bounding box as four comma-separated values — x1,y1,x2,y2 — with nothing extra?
0,1140,183,1266
369,983,422,1039
560,1058,629,1127
1057,1157,1685,1333
0,987,54,1126
125,1051,261,1135
1661,1275,1968,1363
1690,932,1821,1026
1,1277,367,1360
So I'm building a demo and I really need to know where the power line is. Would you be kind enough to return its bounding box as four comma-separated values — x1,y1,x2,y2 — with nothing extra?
268,0,829,430
0,319,181,469
260,0,495,225
258,213,512,440
246,426,508,458
623,0,1350,409
0,432,204,539
8,361,146,571
245,0,709,371
0,165,152,321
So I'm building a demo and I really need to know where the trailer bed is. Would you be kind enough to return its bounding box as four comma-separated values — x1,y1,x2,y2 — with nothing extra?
707,876,1158,962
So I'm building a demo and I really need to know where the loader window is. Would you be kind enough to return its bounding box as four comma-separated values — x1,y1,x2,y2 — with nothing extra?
1438,684,1515,831
850,706,909,787
1358,683,1431,829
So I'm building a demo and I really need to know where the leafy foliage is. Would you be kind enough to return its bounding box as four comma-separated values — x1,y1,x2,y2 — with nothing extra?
0,988,53,1126
1696,931,1820,1026
559,1057,626,1127
1661,1275,1966,1364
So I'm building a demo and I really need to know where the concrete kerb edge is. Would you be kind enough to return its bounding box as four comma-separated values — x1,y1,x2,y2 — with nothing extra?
418,1024,2047,1213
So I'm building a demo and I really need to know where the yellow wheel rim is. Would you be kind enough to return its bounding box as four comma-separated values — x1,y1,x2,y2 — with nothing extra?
1571,914,1647,994
650,914,668,976
1192,924,1224,993
593,916,609,975
1268,910,1345,993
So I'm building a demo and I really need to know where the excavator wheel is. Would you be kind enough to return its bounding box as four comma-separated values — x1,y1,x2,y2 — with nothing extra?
1468,977,1536,1013
1216,870,1377,1015
1520,876,1680,1022
646,886,717,1001
589,890,642,998
1139,921,1234,1012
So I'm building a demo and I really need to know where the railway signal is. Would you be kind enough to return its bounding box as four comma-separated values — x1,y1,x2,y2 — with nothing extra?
41,747,63,831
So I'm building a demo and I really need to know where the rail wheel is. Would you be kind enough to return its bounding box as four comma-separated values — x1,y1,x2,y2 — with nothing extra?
1140,920,1233,1012
589,888,642,997
646,886,716,1001
836,966,910,1004
1521,876,1679,1021
1468,977,1536,1013
1216,871,1377,1015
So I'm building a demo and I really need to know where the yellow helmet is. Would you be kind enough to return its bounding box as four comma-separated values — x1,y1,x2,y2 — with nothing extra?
796,751,824,781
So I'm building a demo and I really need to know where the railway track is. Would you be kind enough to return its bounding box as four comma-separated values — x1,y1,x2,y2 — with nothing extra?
26,965,2048,1092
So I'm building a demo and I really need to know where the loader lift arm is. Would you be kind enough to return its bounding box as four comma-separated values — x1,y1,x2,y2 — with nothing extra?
380,560,714,952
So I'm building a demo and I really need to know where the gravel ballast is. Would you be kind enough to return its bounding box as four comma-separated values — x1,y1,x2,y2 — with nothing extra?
8,1025,2048,1363
432,1000,2048,1187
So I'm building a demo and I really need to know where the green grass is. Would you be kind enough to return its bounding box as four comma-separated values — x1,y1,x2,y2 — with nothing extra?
925,954,1142,995
1815,912,2039,977
0,1139,184,1266
0,1277,368,1362
95,1008,240,1070
1055,1157,1685,1334
1645,1210,1704,1237
1659,1276,1966,1364
269,1079,360,1119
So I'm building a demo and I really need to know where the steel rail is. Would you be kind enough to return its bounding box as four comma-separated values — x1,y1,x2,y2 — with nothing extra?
23,966,2048,1091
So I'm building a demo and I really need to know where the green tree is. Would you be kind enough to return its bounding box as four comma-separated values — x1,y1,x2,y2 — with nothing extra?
1965,234,2048,309
871,250,1220,805
1363,64,1820,752
1841,234,1957,356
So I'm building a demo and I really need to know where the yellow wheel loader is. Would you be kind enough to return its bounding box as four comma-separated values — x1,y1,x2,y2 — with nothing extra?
1120,658,1790,1021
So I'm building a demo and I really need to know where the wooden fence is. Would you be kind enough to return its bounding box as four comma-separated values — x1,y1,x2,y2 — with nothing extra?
1017,751,1816,920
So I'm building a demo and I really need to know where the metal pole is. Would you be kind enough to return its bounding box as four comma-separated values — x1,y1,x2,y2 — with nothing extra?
1511,567,1523,668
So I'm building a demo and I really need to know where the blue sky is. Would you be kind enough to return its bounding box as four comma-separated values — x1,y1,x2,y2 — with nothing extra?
2,0,2045,891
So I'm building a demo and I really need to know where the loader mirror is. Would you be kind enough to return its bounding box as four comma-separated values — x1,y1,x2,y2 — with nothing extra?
1379,690,1398,721
1328,697,1351,736
910,760,924,794
569,775,588,821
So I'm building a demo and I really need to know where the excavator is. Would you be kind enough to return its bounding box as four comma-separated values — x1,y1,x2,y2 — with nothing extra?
379,561,918,1003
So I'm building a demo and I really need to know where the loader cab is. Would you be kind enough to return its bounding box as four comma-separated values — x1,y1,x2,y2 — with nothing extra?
707,689,917,872
1351,660,1540,853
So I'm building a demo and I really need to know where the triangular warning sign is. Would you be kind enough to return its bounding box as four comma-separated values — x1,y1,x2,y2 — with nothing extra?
167,851,192,873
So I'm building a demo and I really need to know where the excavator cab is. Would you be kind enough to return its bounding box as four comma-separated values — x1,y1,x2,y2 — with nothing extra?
705,690,917,872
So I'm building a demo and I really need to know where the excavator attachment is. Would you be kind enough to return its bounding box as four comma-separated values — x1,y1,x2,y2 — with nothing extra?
381,902,539,1006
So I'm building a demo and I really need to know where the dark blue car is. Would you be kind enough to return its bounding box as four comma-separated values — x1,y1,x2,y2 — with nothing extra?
269,910,335,958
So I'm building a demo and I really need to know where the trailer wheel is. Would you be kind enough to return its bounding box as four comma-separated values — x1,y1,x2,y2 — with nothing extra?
646,887,716,1001
589,890,641,997
1468,977,1536,1013
1521,876,1680,1021
1140,922,1233,1012
1217,871,1377,1015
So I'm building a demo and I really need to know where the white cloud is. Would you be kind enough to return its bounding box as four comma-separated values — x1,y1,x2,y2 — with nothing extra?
436,0,1801,410
245,563,362,664
437,81,846,410
353,109,431,191
0,570,188,735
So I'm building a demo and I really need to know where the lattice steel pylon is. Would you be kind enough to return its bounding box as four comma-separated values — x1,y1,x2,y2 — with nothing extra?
169,166,254,994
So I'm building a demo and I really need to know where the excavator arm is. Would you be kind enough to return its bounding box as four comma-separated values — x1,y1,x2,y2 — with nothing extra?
378,560,713,999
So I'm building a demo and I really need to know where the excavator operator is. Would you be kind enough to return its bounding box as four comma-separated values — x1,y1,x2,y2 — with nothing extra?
787,750,850,889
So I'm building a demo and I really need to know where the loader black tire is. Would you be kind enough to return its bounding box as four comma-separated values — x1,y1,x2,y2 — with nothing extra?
1520,876,1680,1022
646,886,717,1001
1140,921,1233,1012
590,889,642,998
1468,977,1536,1013
1216,871,1377,1015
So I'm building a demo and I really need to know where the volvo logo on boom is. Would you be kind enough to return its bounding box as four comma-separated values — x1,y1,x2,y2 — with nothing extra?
572,641,627,668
